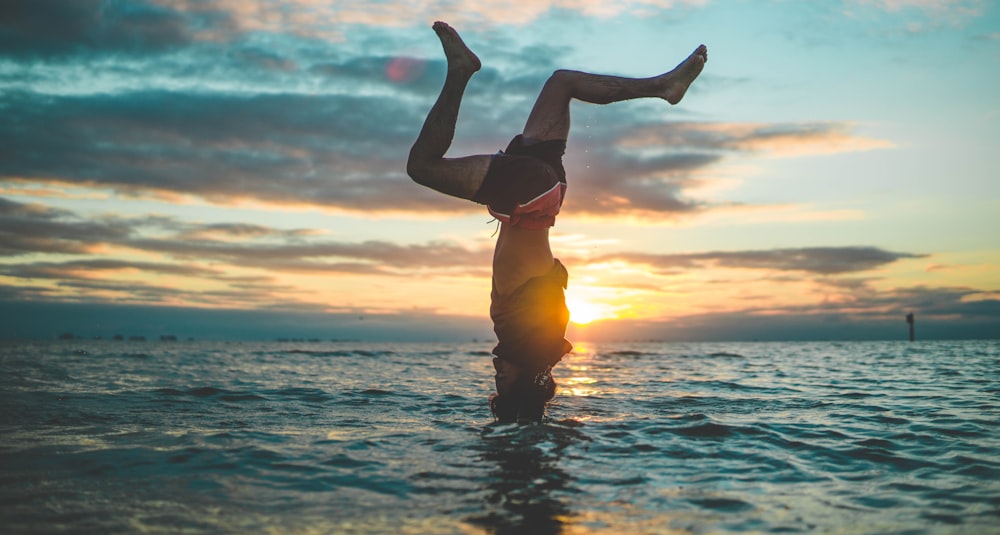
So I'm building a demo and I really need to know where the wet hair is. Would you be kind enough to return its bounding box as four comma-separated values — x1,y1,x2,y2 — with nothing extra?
489,367,557,423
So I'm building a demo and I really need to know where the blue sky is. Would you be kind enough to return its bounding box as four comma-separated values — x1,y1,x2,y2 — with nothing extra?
1,0,997,341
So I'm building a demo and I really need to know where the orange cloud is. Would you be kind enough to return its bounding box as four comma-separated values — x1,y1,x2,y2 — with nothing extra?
845,0,985,31
152,0,709,39
618,121,894,158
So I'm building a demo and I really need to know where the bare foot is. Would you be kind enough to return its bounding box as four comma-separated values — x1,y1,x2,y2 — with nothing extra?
432,21,481,74
660,44,707,105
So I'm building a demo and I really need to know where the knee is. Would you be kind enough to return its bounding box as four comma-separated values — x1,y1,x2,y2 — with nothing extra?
547,69,576,88
406,155,430,185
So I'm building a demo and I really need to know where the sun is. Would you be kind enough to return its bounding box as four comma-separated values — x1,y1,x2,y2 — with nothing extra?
565,294,608,325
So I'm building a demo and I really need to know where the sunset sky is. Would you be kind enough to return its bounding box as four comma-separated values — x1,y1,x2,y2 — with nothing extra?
1,0,998,341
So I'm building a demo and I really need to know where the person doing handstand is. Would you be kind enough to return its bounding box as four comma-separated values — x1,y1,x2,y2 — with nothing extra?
407,22,707,423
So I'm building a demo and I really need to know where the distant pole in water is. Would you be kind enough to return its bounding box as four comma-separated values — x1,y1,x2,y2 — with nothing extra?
906,312,915,341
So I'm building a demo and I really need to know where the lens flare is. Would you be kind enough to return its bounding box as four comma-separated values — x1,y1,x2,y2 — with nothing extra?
385,57,426,83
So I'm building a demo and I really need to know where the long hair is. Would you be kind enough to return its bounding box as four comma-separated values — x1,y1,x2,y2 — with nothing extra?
490,367,556,423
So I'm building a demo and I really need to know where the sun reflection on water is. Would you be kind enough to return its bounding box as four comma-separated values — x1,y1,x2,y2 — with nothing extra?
560,375,600,397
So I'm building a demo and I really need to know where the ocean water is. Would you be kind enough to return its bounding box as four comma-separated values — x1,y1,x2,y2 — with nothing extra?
1,339,997,534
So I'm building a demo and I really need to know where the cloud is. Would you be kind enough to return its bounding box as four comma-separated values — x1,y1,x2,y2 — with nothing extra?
0,259,218,280
0,257,325,311
0,89,453,211
124,237,493,274
596,246,927,275
2,196,949,328
0,0,222,59
152,0,710,37
617,121,894,158
854,0,983,18
175,223,318,241
1,85,891,218
844,0,986,31
0,209,404,310
572,282,999,341
3,197,921,281
1,0,893,220
0,198,132,255
561,119,893,217
564,144,718,216
4,196,991,340
0,197,493,277
880,285,992,316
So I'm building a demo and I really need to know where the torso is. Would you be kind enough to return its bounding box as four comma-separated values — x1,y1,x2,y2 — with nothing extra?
492,223,554,298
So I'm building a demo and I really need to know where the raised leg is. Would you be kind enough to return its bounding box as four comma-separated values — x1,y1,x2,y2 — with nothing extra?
406,22,492,201
522,44,707,142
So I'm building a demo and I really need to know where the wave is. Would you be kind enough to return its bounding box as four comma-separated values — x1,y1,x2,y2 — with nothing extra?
2,339,997,534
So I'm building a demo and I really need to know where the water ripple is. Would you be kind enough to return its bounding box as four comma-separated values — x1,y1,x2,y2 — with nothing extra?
0,339,997,534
